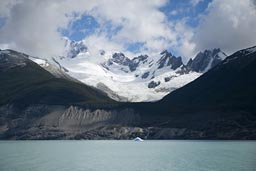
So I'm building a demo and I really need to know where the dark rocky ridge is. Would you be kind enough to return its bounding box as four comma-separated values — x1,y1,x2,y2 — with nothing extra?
102,48,227,82
103,53,149,72
148,81,161,88
103,50,184,73
160,46,256,108
157,50,183,70
187,48,227,72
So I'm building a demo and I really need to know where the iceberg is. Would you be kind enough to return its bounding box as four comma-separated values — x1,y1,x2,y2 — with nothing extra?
133,137,144,142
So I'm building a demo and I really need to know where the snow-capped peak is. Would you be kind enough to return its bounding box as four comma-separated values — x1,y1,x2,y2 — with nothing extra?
36,39,227,102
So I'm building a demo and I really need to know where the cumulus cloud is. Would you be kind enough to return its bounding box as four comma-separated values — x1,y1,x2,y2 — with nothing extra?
174,20,196,61
86,0,177,55
0,0,103,57
0,0,176,58
0,0,255,61
193,0,256,55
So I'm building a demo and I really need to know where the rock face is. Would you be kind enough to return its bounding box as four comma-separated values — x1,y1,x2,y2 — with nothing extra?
103,50,183,73
157,50,183,70
103,53,149,72
0,104,142,140
148,81,161,88
99,49,224,76
187,48,227,72
58,106,140,129
1,104,255,140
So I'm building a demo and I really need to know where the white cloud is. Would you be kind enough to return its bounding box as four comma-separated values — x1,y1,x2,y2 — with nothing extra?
193,0,256,55
0,0,177,59
0,0,195,60
0,0,21,17
0,0,100,58
88,0,176,55
174,20,196,62
0,0,255,62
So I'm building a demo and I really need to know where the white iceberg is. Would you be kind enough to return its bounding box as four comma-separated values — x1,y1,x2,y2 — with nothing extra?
133,137,144,142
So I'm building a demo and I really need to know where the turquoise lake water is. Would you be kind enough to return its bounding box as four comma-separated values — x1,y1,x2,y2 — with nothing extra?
0,140,255,171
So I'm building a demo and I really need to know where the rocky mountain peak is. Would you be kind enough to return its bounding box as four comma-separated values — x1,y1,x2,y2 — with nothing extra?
186,48,227,73
111,52,131,66
104,53,149,72
133,55,148,63
65,40,88,58
160,49,172,56
157,50,183,70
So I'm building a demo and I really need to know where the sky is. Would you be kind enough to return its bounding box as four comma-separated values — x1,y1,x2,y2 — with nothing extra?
0,0,256,63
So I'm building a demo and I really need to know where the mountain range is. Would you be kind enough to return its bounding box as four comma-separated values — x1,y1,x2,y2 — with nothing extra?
38,39,228,102
0,45,255,140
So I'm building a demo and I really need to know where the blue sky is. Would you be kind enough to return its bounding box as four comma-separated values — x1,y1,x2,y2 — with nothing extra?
60,15,100,41
160,0,212,27
0,0,256,61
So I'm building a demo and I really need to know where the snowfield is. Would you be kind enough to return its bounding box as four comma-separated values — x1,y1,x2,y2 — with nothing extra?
50,51,201,102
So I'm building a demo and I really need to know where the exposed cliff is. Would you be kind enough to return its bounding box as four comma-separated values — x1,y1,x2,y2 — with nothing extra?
1,104,255,140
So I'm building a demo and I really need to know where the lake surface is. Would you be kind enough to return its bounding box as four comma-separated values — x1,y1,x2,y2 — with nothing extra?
0,140,255,171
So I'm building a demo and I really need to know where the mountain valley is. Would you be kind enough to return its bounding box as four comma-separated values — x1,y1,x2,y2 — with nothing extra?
0,46,255,140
